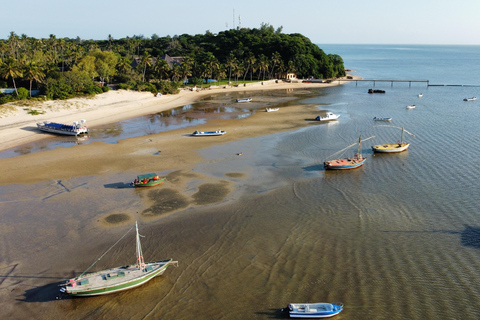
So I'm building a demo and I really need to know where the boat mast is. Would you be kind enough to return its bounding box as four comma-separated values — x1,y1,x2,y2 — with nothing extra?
135,221,145,270
401,127,404,144
358,136,362,159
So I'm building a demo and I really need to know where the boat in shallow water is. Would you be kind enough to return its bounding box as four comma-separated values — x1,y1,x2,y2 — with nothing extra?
372,127,414,153
37,119,88,136
282,302,344,318
315,112,340,121
235,98,252,103
324,136,367,170
373,117,392,122
464,97,477,101
60,221,178,296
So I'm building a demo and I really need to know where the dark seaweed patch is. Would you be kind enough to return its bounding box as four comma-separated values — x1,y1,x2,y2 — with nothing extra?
225,172,246,178
104,213,130,224
192,182,230,205
142,188,190,217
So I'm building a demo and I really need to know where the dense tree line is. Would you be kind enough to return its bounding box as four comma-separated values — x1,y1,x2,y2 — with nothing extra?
0,24,345,105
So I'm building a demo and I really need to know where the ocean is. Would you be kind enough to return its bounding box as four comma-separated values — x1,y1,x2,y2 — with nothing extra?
2,45,480,319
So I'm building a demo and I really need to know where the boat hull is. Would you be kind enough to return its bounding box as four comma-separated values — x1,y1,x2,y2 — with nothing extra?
372,143,410,153
285,303,343,318
134,177,166,187
192,130,226,136
37,123,88,136
62,259,175,296
324,157,366,170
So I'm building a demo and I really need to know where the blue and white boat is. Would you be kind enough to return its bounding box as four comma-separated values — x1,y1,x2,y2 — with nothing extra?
315,112,340,121
235,98,252,103
283,302,344,318
37,119,88,136
192,130,226,136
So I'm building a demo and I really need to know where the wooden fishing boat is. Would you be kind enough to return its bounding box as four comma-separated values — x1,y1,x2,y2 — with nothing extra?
282,302,344,318
265,107,279,112
373,117,392,122
60,221,178,296
192,130,226,136
324,136,366,170
37,119,88,136
133,173,166,187
235,98,252,103
372,127,414,153
315,112,340,121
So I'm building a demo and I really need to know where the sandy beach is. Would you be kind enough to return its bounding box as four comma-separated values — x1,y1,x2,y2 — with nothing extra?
0,76,359,186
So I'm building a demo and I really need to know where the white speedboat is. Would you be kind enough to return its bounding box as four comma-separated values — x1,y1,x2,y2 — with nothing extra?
464,97,477,101
37,119,88,136
315,112,340,121
265,107,279,112
406,105,416,109
235,98,252,103
373,117,392,122
192,130,226,136
282,302,344,318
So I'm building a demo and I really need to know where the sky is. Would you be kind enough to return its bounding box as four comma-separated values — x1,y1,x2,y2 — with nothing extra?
2,0,480,45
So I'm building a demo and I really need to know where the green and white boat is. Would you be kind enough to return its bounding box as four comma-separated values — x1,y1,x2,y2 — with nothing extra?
60,222,178,296
133,173,166,188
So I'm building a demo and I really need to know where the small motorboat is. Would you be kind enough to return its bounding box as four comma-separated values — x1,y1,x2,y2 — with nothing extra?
282,302,344,318
464,97,477,101
406,105,416,109
192,130,226,136
133,173,166,187
368,89,385,94
265,107,279,112
373,117,392,122
418,93,423,98
315,112,340,121
235,98,252,103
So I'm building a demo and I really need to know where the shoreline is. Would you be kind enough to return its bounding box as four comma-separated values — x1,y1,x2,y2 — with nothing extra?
0,75,360,153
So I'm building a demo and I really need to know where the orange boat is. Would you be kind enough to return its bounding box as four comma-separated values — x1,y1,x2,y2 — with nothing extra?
324,136,366,170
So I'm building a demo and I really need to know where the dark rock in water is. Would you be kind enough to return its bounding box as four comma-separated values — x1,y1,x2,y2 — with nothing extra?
368,89,386,93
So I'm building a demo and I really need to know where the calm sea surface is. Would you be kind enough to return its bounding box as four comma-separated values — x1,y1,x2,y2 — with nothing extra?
2,45,480,319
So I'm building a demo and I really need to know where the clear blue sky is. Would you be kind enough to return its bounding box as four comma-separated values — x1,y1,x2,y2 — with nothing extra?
3,0,479,45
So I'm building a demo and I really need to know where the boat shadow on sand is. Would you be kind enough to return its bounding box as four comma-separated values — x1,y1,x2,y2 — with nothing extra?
254,308,289,318
17,280,67,303
104,182,134,189
383,224,480,250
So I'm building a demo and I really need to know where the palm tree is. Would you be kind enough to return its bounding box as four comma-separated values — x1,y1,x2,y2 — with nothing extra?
243,52,256,83
0,57,23,95
257,54,269,81
270,52,281,78
23,61,45,97
226,53,237,85
140,52,152,82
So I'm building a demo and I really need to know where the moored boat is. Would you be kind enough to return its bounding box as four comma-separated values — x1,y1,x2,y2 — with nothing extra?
282,302,344,318
59,221,178,296
37,119,88,136
265,107,279,112
464,97,477,101
315,112,340,121
406,105,416,109
418,93,423,97
324,136,367,170
192,130,226,136
133,173,166,187
373,117,392,122
235,98,252,103
368,89,385,94
372,127,414,153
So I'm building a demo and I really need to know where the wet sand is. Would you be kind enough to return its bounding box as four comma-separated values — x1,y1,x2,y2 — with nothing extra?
0,76,359,319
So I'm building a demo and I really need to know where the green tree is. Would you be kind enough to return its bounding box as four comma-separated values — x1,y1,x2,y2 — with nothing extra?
0,57,22,95
23,61,45,97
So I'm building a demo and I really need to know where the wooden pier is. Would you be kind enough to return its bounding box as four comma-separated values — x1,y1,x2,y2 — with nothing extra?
332,79,480,87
